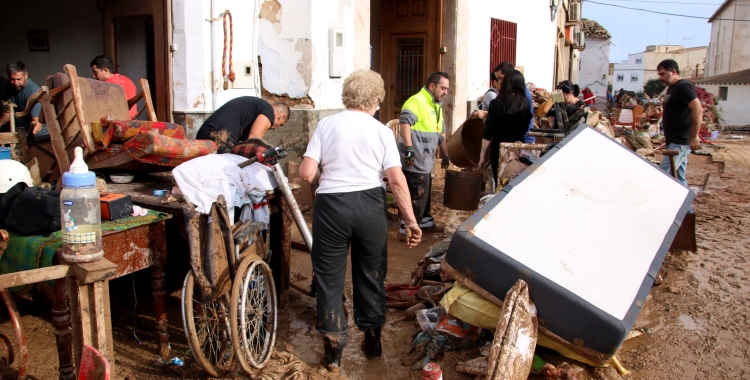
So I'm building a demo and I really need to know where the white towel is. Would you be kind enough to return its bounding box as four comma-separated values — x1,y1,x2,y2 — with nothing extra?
172,154,277,223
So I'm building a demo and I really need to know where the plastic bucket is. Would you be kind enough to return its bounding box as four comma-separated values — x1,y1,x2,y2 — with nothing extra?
0,147,11,160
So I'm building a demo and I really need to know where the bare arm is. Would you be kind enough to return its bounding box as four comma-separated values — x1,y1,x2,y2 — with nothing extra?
246,114,273,140
688,98,703,150
439,134,449,156
299,157,321,184
386,166,422,248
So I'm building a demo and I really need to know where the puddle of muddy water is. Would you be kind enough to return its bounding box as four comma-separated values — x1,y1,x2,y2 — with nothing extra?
678,314,702,331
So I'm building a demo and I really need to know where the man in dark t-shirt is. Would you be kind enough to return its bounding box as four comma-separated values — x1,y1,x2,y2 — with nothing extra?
656,59,703,188
0,62,43,135
196,96,290,153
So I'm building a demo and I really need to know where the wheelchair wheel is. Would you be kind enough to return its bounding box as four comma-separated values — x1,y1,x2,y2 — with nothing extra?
230,256,277,372
181,272,233,377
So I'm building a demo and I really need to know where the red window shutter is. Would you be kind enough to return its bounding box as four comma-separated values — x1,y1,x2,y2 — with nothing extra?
490,18,518,85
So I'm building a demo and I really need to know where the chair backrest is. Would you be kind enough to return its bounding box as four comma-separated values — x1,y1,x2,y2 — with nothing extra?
617,109,634,124
49,67,130,157
386,119,400,141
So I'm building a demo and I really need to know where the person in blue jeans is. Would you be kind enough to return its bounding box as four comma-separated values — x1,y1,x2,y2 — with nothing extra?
655,59,703,189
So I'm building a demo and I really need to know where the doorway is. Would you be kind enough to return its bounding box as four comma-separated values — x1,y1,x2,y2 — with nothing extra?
103,0,170,121
374,0,442,123
114,15,156,120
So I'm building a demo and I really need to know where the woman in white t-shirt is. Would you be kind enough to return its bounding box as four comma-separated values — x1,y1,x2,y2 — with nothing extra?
299,69,422,372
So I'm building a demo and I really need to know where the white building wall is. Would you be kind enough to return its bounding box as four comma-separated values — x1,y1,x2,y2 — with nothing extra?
613,53,645,92
172,0,261,115
464,0,557,101
172,0,367,116
706,0,750,77
578,37,610,97
698,83,750,127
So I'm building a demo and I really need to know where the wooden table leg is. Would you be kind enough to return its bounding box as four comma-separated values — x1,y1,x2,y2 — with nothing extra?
151,264,169,358
52,276,77,380
67,258,118,379
149,221,170,358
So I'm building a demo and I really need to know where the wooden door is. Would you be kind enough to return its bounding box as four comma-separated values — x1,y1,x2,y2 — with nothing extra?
379,0,441,123
103,0,171,121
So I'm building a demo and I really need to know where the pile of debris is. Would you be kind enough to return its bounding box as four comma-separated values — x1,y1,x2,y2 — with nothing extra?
388,237,625,380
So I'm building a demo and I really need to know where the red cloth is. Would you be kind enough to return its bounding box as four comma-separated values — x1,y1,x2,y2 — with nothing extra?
98,119,186,147
94,132,216,166
582,89,596,105
105,74,137,118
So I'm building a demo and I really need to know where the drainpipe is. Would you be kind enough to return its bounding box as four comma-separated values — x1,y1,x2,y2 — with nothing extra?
211,0,222,110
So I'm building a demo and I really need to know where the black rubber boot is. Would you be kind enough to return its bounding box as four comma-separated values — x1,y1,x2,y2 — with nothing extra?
323,341,343,372
361,327,382,360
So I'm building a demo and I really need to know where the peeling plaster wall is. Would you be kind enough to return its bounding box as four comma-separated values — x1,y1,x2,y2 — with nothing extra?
173,0,368,139
258,0,367,110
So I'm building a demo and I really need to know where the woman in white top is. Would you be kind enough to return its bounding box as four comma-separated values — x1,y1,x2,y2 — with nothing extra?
299,69,422,372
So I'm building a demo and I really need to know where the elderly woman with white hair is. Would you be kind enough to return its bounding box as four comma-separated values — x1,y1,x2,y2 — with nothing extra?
299,69,422,371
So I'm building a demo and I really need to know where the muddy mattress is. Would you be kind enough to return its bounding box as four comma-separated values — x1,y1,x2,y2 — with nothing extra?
445,126,694,361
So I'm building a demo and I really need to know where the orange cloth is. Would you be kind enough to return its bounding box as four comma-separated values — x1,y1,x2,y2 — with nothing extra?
105,73,137,118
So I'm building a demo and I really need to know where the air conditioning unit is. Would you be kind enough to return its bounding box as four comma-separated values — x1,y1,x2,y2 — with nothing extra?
575,31,585,49
567,1,581,23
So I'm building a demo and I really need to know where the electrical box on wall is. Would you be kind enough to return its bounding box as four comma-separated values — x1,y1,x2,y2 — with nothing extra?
329,28,345,78
231,60,256,89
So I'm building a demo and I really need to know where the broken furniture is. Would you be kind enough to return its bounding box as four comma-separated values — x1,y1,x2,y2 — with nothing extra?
0,230,28,380
179,195,275,377
15,64,215,186
107,174,300,308
443,126,695,366
0,102,42,185
0,210,171,379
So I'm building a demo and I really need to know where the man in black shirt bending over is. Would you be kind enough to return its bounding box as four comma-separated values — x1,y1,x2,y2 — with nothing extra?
656,59,703,188
196,96,290,153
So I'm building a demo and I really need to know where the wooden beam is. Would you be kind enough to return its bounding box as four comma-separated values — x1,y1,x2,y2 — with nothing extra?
73,258,118,284
0,132,20,145
0,265,72,289
63,65,95,154
138,78,157,121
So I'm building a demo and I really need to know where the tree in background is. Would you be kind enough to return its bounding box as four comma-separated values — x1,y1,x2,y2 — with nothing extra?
643,78,666,98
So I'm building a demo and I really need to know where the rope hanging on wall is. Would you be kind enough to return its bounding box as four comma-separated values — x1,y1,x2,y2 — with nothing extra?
222,10,234,90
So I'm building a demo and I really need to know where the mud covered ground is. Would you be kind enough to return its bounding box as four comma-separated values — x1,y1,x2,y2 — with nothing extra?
1,139,749,379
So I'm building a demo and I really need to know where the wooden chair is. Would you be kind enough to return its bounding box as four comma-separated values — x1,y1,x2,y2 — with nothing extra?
15,64,159,184
386,119,400,141
0,103,41,185
610,104,645,130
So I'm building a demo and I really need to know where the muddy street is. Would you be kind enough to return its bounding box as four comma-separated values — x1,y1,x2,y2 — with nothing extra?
1,140,750,379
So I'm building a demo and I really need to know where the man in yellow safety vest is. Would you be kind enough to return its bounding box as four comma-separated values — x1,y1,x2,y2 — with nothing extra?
397,71,451,234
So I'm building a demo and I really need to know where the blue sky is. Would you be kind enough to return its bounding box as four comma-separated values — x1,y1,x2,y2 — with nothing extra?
582,0,722,62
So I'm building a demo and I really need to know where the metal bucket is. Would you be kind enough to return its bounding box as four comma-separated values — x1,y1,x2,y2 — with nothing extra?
447,118,485,168
443,170,482,211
